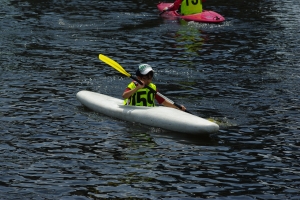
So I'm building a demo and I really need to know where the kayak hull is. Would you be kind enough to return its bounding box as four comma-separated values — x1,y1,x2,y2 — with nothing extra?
157,2,225,23
76,90,219,135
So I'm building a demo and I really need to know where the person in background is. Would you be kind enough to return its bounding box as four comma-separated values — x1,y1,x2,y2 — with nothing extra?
163,0,206,15
122,64,186,111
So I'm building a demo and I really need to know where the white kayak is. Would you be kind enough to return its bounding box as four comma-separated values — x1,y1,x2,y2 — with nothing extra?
76,90,219,134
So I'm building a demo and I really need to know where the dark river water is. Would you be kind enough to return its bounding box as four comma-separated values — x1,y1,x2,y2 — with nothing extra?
1,0,300,199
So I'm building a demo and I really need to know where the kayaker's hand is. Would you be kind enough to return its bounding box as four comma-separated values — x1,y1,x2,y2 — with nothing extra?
180,105,186,111
136,80,144,89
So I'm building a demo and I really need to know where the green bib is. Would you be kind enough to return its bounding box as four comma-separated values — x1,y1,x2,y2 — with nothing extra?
124,82,157,107
180,0,203,15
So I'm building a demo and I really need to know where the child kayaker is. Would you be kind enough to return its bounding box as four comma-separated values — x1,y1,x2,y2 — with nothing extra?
122,64,186,111
162,0,206,15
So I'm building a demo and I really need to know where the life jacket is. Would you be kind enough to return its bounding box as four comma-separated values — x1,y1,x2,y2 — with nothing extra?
124,82,157,107
180,0,203,15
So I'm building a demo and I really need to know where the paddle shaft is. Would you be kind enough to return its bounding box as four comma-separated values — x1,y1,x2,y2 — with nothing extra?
159,10,167,16
158,2,169,16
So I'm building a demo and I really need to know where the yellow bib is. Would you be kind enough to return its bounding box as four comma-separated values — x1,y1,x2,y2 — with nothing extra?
124,82,157,107
180,0,203,15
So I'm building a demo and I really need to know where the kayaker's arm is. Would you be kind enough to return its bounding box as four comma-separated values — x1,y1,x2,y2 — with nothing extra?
122,81,144,99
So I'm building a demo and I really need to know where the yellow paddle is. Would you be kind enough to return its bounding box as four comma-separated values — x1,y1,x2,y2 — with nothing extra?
99,54,130,77
99,54,187,112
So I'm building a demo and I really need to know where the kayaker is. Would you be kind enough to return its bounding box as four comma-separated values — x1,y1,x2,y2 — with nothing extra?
162,0,206,15
122,64,186,111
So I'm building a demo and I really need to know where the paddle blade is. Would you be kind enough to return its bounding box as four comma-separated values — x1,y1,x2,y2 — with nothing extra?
99,54,131,77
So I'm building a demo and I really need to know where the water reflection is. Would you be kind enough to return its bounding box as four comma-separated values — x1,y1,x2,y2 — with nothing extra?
174,21,207,56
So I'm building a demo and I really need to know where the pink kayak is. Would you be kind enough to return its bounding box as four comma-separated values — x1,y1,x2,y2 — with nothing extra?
157,2,225,23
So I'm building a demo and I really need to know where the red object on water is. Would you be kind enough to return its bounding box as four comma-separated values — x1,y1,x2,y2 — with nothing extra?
157,2,225,23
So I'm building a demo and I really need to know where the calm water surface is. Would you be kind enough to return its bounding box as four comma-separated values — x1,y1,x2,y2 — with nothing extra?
1,0,299,199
